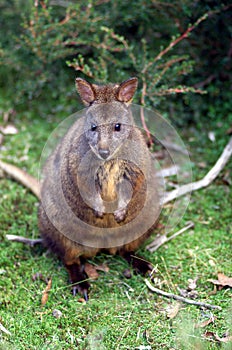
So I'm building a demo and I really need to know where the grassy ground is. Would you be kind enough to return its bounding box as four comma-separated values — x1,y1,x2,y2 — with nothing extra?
0,97,231,349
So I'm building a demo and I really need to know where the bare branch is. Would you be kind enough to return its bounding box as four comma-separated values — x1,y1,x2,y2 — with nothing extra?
153,87,206,96
0,322,11,336
140,105,153,146
6,235,42,246
145,279,222,310
156,165,180,178
162,136,232,204
146,221,194,252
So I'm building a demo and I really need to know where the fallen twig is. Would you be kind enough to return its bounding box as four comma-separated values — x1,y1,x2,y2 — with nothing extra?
0,322,11,336
146,221,194,252
162,136,232,204
157,165,180,178
145,279,222,310
6,234,42,246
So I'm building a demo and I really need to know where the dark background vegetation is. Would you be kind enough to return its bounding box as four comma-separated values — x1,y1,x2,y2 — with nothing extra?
0,1,231,349
0,0,231,125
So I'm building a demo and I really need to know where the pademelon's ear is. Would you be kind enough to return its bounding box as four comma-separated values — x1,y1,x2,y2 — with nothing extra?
75,78,95,105
117,77,138,104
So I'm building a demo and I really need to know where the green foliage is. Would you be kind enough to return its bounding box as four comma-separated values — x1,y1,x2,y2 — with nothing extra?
1,0,231,119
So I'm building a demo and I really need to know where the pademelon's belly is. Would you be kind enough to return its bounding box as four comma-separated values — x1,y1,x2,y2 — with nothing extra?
40,150,160,252
39,200,154,262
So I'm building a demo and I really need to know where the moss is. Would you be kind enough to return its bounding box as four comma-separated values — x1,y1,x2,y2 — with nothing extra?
0,99,231,349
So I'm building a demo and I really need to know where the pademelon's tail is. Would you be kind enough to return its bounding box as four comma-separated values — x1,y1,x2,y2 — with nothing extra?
0,160,40,199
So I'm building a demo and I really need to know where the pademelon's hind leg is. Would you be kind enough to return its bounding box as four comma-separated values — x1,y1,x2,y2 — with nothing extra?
39,205,90,300
65,258,90,300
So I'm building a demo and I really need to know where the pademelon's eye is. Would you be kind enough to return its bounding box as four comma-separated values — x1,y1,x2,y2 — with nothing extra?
91,123,97,131
114,123,121,132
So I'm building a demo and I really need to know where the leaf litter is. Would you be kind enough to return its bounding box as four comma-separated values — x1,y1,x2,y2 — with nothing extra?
209,272,232,290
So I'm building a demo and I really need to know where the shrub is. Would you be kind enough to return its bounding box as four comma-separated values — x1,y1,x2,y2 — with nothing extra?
0,0,231,122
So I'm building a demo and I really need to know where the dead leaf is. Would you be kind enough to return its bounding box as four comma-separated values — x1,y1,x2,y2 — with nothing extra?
78,297,86,303
209,272,232,290
204,331,232,343
84,263,99,280
166,302,181,319
217,272,232,287
0,124,18,135
95,263,109,273
41,278,52,306
204,331,215,339
187,277,198,291
52,309,62,319
195,315,215,328
198,162,207,169
208,284,217,296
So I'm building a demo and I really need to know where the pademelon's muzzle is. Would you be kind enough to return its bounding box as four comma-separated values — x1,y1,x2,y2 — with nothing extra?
98,148,110,159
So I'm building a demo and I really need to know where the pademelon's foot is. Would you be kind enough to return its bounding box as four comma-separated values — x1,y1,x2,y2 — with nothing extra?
114,208,127,223
131,257,153,275
71,281,90,301
120,251,153,276
65,263,90,300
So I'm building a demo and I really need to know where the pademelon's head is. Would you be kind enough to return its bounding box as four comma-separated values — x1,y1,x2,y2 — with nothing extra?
76,77,138,160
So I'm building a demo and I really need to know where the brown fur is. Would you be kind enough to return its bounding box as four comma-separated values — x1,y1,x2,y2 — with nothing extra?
91,84,120,104
39,77,160,298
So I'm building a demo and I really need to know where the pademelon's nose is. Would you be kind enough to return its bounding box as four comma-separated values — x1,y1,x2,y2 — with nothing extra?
99,148,110,159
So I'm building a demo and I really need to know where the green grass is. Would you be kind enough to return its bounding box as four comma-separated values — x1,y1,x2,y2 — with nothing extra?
0,99,231,349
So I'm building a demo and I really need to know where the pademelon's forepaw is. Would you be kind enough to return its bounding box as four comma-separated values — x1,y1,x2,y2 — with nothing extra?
114,208,127,223
94,209,104,218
